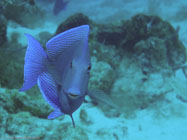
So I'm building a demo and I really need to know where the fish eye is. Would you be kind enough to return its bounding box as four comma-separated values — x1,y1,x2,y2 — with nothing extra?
88,64,91,71
70,62,72,68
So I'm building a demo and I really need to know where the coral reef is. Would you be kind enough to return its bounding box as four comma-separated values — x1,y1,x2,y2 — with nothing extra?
56,14,186,73
54,13,187,119
0,88,51,117
97,14,186,68
96,24,124,46
134,37,169,73
1,0,44,28
0,87,88,139
1,11,187,139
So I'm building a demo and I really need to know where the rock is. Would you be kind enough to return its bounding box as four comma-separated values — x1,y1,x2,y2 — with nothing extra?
79,109,92,125
120,14,178,50
56,13,91,35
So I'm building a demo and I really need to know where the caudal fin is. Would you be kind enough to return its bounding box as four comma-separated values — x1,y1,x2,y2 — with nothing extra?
20,34,47,91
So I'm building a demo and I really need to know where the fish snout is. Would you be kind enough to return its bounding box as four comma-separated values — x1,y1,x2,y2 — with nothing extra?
66,88,80,99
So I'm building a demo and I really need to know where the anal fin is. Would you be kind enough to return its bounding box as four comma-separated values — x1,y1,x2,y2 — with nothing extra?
48,109,64,119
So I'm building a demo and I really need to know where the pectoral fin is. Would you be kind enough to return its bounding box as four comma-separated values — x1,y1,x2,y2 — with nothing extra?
87,90,118,109
38,72,61,110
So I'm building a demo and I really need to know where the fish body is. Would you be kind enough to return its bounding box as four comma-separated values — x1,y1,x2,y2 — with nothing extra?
36,0,69,15
53,0,69,15
20,25,90,127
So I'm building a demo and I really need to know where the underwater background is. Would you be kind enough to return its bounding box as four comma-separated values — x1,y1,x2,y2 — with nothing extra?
0,0,187,139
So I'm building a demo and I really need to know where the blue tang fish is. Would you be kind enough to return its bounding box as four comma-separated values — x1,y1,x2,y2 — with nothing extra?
53,0,69,15
37,0,69,15
20,25,91,127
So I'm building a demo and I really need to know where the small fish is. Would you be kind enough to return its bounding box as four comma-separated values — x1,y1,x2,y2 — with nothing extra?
20,25,91,127
37,0,69,15
53,0,69,15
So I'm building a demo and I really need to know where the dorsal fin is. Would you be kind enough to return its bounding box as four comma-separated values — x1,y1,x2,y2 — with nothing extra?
46,25,89,61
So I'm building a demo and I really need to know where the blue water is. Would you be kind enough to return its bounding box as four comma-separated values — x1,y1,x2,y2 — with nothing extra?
0,0,187,140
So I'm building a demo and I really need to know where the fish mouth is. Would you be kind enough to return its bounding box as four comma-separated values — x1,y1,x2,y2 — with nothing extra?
68,93,79,99
62,88,80,99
